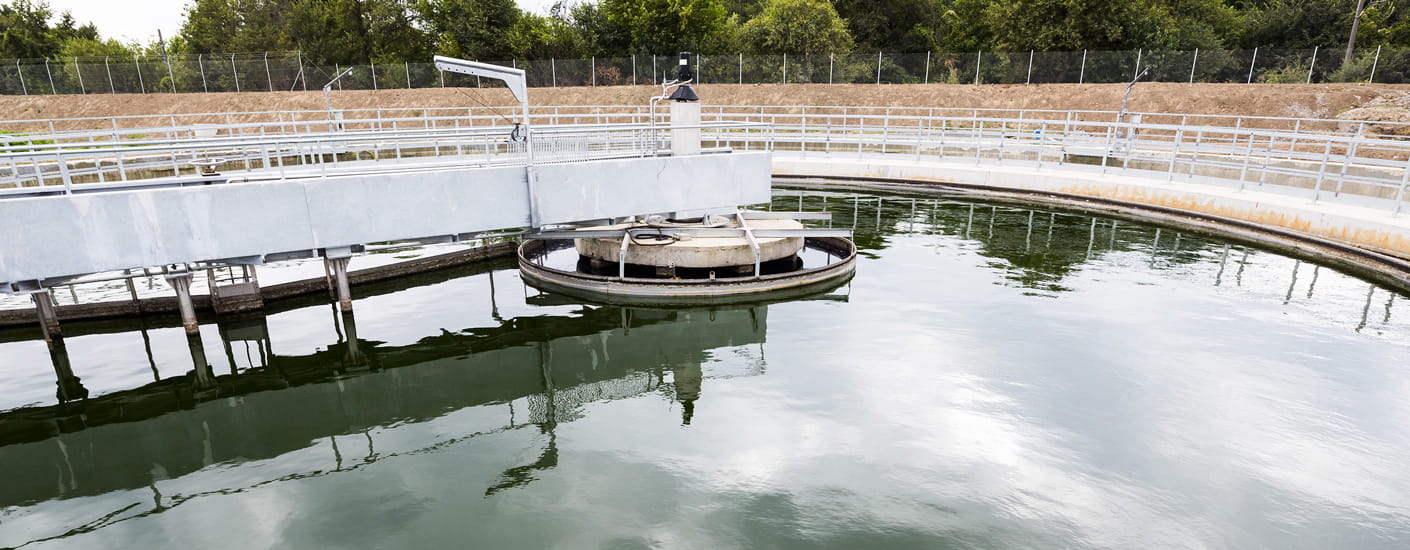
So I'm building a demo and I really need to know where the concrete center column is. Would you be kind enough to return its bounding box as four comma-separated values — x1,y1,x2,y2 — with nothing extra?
31,290,61,342
165,271,200,335
670,100,701,156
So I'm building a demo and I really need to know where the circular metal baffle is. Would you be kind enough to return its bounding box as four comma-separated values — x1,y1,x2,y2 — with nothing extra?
518,237,857,305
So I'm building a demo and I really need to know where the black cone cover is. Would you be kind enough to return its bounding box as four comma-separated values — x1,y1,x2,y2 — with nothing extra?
669,84,699,102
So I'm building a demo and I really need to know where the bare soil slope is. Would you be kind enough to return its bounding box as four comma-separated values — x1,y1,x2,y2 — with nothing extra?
2,83,1406,126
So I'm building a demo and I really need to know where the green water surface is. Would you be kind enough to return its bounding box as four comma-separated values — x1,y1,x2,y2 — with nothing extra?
0,187,1407,549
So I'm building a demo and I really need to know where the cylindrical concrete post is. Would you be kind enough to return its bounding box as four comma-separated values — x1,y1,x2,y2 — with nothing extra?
326,257,354,312
31,290,61,342
670,100,701,156
166,272,199,335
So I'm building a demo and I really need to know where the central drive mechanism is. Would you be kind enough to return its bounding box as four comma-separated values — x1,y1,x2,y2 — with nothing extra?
518,211,857,304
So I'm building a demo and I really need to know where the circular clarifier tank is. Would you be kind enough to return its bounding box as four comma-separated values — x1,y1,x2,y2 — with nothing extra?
518,216,856,304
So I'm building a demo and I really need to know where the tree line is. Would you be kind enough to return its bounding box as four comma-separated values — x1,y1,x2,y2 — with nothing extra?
5,0,1410,65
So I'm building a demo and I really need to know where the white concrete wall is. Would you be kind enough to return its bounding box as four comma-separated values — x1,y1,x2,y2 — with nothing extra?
1,152,771,289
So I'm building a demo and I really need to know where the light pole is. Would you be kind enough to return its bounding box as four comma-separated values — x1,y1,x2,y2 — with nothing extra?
1119,65,1151,124
324,67,355,130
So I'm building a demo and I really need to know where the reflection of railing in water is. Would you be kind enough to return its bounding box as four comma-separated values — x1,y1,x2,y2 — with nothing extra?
769,190,1405,320
1,189,1402,547
0,290,776,511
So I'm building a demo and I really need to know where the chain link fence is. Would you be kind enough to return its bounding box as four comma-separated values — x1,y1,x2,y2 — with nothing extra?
3,47,1409,95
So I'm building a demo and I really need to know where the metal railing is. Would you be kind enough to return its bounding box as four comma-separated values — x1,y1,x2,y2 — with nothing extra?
0,117,770,195
3,105,1408,214
4,104,1405,143
6,46,1410,96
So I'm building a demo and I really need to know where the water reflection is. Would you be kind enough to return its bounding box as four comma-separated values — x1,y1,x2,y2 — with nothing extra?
0,189,1406,548
770,189,1407,317
0,295,779,514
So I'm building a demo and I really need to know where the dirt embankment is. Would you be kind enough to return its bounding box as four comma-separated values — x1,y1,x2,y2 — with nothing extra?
2,82,1408,126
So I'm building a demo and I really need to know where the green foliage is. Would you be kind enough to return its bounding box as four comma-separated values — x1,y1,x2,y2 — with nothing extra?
1259,61,1309,83
834,0,946,52
56,37,139,59
1328,49,1378,81
417,0,521,60
12,0,1410,82
178,0,427,64
1237,0,1355,49
600,0,730,54
0,0,98,59
509,12,590,59
984,0,1165,51
741,0,853,55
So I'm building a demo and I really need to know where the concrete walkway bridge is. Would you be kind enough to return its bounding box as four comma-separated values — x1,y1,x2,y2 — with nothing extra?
0,110,784,339
5,103,1410,336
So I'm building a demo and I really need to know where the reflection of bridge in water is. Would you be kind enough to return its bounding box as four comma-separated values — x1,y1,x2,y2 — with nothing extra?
2,189,1403,547
0,286,786,514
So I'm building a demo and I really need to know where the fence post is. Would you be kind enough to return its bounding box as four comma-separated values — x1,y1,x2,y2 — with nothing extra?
199,54,208,93
264,52,273,91
104,56,114,93
592,56,596,86
1370,45,1382,83
876,51,882,84
974,51,982,85
1306,46,1318,84
74,57,85,94
632,54,636,85
1133,48,1142,80
652,55,657,84
698,55,703,83
828,53,833,84
1247,47,1258,84
298,51,307,91
1026,50,1034,85
406,61,412,88
165,53,177,93
551,58,556,86
1079,49,1087,84
1189,49,1198,84
135,56,146,94
231,54,240,93
14,60,25,95
782,53,787,84
371,61,378,90
924,51,931,84
740,53,744,84
45,59,55,94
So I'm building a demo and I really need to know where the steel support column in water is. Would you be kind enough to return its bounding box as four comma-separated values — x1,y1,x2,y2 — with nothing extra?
165,271,199,335
29,290,60,341
325,255,354,313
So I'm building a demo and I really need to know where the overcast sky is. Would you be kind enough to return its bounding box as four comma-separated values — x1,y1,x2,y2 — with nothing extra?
46,0,560,43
